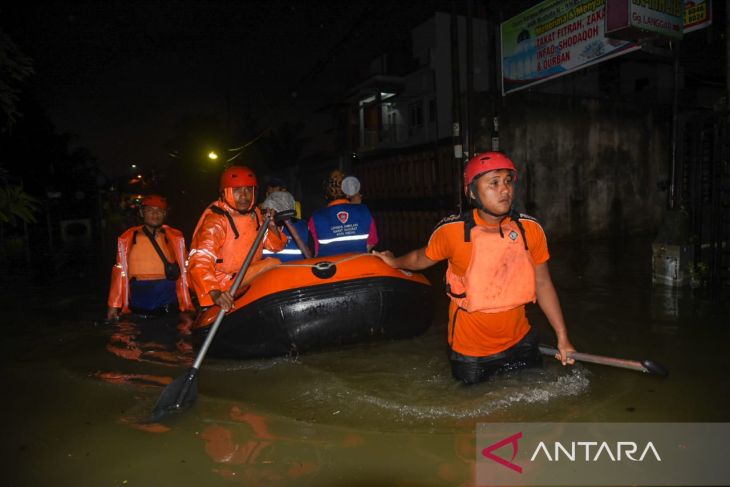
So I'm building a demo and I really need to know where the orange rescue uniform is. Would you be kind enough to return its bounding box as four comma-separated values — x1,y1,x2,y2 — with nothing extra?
107,225,195,313
425,209,549,357
187,200,287,307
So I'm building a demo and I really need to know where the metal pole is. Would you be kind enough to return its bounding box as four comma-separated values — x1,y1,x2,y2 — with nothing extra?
465,0,475,160
668,40,681,210
451,0,464,211
727,0,730,113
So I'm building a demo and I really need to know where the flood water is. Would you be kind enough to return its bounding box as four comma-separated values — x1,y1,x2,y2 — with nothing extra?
2,237,729,486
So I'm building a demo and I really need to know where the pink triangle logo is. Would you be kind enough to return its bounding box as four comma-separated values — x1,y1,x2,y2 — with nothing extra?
481,431,523,474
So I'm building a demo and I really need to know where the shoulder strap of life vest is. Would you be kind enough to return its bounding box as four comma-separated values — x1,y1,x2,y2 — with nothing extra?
141,226,173,265
509,209,530,251
209,205,239,239
458,208,529,250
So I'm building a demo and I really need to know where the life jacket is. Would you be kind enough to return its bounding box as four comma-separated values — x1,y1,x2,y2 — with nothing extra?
445,210,536,313
263,218,309,262
187,201,287,307
127,228,174,280
204,203,264,275
311,200,372,256
107,224,194,313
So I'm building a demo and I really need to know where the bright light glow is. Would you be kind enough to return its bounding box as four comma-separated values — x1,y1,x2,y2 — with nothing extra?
137,174,143,179
381,92,395,100
208,151,219,160
131,164,137,169
359,95,376,105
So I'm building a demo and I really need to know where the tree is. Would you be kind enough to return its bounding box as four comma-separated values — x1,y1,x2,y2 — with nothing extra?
0,27,34,133
0,178,39,225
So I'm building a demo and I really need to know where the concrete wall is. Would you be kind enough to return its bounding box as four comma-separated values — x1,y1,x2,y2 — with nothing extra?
490,92,670,241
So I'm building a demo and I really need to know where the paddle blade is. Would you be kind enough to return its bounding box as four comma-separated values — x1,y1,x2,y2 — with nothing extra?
147,369,199,423
641,359,669,377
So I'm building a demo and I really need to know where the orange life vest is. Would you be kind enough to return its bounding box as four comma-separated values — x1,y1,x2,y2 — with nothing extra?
445,212,536,313
107,225,195,313
188,201,286,306
127,229,174,280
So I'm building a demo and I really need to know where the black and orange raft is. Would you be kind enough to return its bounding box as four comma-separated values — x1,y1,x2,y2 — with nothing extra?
191,253,434,359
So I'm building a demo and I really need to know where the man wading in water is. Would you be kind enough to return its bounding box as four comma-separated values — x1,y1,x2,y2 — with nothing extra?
373,152,576,384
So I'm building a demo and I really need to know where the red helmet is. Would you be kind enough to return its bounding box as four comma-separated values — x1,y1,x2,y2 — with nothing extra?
463,152,517,194
141,194,168,210
220,166,257,190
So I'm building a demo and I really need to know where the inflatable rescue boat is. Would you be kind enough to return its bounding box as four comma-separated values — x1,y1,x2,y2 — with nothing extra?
191,253,434,359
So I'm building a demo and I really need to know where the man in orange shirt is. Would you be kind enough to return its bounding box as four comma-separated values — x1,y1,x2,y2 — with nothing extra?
187,166,286,311
107,194,194,320
374,152,575,384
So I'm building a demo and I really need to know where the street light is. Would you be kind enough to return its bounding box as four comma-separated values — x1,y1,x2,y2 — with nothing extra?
208,151,219,161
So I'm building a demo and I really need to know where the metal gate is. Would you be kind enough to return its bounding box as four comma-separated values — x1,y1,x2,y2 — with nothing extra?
679,111,730,289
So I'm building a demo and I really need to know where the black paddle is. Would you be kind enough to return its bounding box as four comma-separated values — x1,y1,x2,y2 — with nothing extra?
148,211,275,422
539,345,668,377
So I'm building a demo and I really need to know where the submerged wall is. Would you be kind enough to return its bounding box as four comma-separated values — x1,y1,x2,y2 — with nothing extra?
355,92,671,249
493,92,670,241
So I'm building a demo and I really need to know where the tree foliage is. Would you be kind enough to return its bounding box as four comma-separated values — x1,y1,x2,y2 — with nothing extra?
0,182,39,225
0,27,34,133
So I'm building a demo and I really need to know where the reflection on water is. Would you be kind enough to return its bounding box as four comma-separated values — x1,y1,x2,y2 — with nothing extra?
2,238,730,486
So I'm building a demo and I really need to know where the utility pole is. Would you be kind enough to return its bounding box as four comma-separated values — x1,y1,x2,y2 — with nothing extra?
465,0,475,160
451,0,464,211
669,40,681,210
727,1,730,113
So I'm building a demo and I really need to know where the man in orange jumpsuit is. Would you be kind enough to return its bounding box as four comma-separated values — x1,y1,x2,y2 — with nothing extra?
107,194,194,320
374,152,576,384
188,166,286,311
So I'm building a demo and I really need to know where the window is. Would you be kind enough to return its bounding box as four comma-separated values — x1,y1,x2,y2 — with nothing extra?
409,102,423,127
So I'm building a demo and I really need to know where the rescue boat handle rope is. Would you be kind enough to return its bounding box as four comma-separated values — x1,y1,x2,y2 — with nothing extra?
277,252,374,269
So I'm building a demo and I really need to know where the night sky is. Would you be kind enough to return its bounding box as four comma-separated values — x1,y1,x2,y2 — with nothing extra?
3,1,434,179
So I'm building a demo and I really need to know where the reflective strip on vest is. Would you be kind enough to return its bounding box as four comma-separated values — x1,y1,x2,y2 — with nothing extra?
263,248,302,255
317,234,369,245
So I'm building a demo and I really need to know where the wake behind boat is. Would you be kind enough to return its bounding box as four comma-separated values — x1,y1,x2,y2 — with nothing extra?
191,253,434,359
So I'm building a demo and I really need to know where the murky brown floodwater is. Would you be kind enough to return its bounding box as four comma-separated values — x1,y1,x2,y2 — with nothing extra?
2,237,728,486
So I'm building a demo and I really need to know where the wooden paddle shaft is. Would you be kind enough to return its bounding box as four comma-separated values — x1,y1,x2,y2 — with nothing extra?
539,345,651,374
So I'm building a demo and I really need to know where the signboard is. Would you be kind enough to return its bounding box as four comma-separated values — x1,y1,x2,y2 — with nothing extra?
605,0,683,39
501,0,640,95
683,0,712,33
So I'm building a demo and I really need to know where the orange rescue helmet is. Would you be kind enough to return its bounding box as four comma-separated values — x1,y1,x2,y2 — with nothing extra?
141,194,168,210
463,152,517,195
220,165,258,190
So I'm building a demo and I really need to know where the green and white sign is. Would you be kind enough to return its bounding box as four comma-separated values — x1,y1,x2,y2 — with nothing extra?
501,0,639,95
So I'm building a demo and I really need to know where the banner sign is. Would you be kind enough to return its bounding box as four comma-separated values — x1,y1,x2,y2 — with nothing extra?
501,0,639,95
683,0,712,33
606,0,683,39
476,423,730,486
